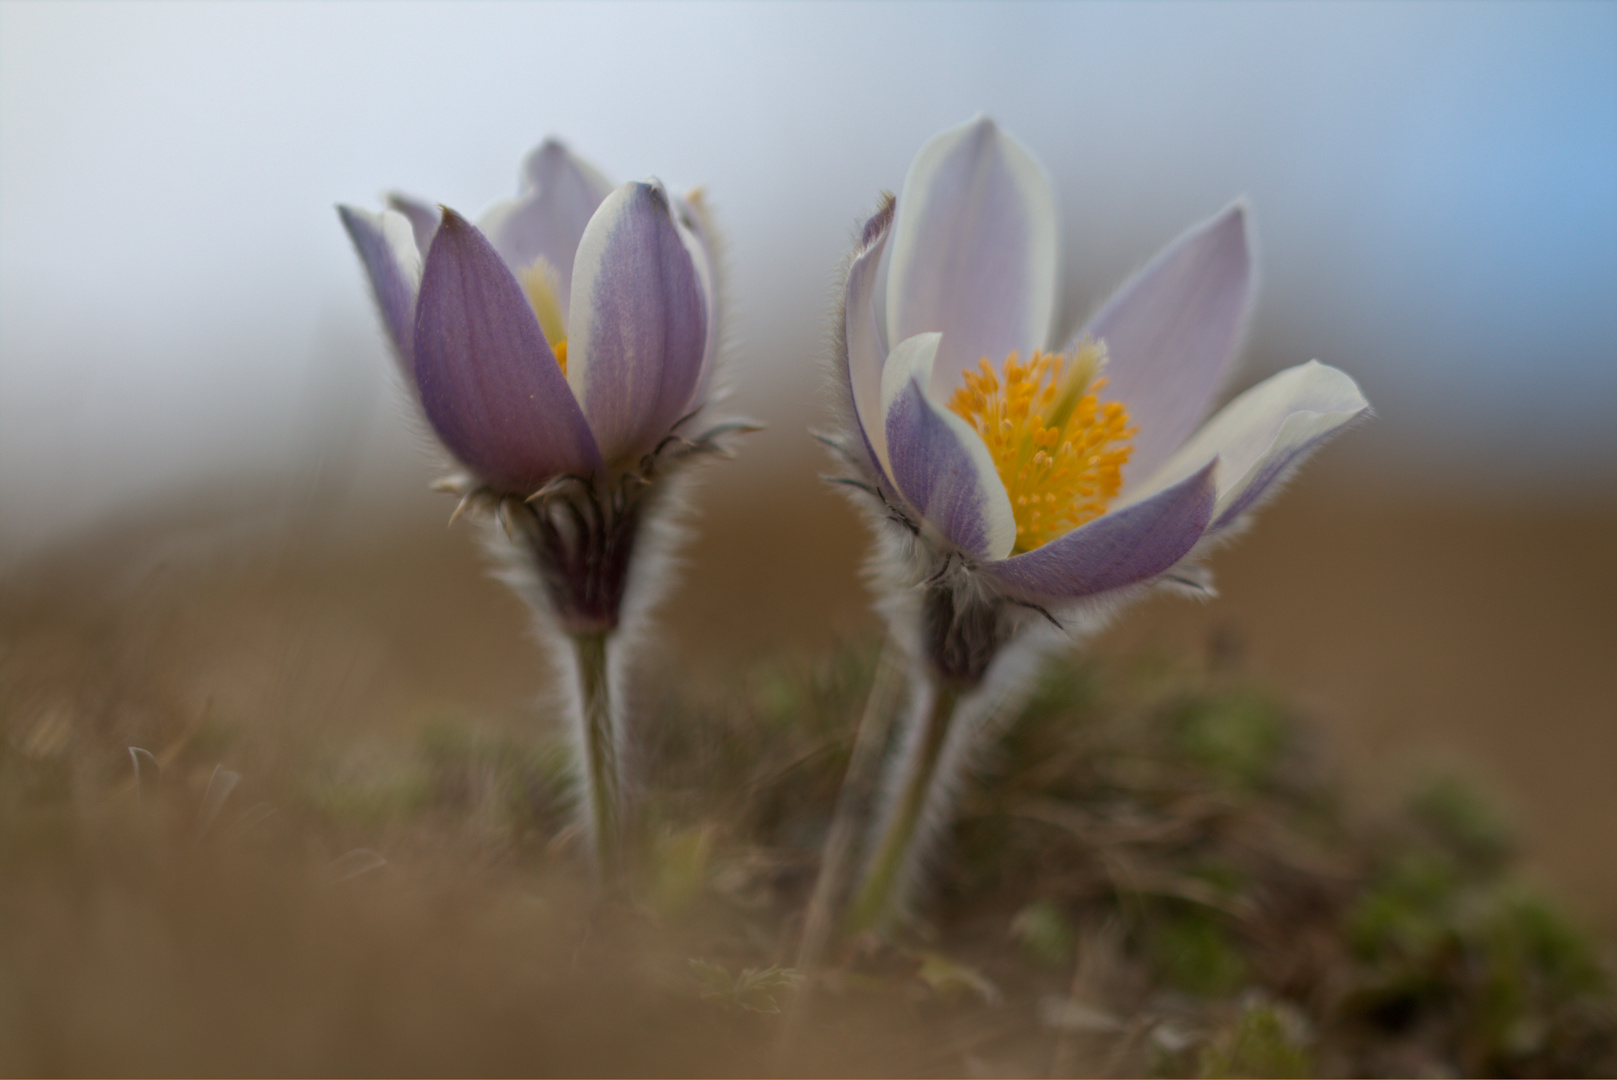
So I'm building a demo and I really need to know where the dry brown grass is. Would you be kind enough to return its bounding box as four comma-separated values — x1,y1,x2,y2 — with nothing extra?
2,475,1614,1075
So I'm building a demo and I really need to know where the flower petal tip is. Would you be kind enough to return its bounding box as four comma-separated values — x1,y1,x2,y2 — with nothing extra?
862,192,896,249
338,203,422,380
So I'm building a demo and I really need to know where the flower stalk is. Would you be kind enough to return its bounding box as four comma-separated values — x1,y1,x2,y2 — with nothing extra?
845,671,959,935
568,630,620,876
792,637,905,975
843,581,1020,933
488,470,673,878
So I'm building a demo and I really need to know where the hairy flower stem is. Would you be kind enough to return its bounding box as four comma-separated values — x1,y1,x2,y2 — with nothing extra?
795,638,906,965
841,583,1005,934
568,630,622,882
845,674,962,935
496,486,644,884
777,639,905,1060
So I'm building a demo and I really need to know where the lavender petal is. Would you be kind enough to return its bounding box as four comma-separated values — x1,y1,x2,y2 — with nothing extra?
413,208,601,491
881,333,1016,560
987,462,1217,600
566,181,709,464
338,204,421,383
1085,203,1253,487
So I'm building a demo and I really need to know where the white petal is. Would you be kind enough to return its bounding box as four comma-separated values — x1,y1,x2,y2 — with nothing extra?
886,116,1059,400
372,206,423,288
846,199,895,475
1124,361,1368,524
880,333,1017,560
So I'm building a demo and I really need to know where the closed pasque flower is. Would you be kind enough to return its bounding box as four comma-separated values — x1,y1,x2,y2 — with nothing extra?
339,141,746,875
339,140,723,505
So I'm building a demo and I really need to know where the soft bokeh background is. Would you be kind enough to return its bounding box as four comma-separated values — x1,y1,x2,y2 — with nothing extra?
2,0,1614,936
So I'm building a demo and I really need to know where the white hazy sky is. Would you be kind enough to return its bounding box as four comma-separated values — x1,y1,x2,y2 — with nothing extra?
2,1,1614,559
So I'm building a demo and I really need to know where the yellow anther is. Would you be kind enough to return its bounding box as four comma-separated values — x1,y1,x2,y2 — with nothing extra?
520,256,569,374
946,340,1136,553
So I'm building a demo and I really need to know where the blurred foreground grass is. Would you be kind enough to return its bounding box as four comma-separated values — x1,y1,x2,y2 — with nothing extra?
3,616,1612,1076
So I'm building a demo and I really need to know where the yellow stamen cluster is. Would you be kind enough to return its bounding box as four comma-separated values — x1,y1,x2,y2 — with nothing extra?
520,257,569,376
947,340,1135,553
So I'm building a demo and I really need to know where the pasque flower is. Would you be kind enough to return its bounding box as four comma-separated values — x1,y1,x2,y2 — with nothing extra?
339,141,746,876
821,117,1368,932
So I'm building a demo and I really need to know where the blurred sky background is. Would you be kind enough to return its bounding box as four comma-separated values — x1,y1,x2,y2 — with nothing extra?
1,0,1615,561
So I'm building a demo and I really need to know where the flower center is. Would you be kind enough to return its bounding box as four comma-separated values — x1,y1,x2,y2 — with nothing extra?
520,257,568,375
946,340,1135,553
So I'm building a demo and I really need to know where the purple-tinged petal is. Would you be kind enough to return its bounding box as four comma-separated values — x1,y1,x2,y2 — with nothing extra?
987,462,1217,600
886,116,1059,400
1086,203,1253,486
566,181,709,464
414,208,601,491
846,195,896,476
1131,361,1367,531
385,192,441,261
881,333,1016,560
478,139,613,314
670,188,720,407
338,204,421,383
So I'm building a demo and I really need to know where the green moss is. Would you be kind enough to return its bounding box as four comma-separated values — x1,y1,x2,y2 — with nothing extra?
1191,859,1247,899
1467,888,1611,1068
1409,774,1513,871
1342,807,1614,1075
1171,691,1285,790
1148,905,1248,998
1490,889,1605,997
1197,1004,1311,1079
1347,850,1464,964
1016,658,1101,727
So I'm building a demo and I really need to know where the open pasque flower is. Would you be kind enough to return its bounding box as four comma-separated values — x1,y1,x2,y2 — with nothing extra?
339,141,746,875
823,117,1368,930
